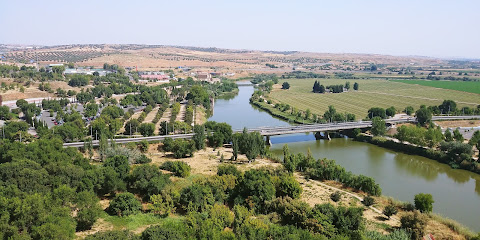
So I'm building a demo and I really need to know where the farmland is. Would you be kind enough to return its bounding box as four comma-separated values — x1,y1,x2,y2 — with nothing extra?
268,78,480,119
391,79,480,94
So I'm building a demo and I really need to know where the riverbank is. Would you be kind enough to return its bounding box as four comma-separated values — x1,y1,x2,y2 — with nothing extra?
355,134,480,175
250,100,316,124
141,143,476,239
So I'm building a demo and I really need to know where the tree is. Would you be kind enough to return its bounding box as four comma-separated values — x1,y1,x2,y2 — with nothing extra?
192,125,205,150
281,82,290,89
414,193,434,213
415,107,432,126
180,183,215,212
367,107,386,119
353,82,359,90
362,196,375,206
453,128,464,142
138,123,155,137
108,192,142,216
276,174,302,199
444,129,454,142
68,74,89,87
345,81,350,90
0,106,12,120
103,155,130,180
371,117,386,136
160,161,191,177
439,100,457,114
400,211,427,240
383,204,398,219
386,106,396,117
404,106,414,116
129,164,170,197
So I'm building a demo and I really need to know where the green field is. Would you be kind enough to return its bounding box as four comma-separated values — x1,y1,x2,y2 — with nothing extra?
391,80,480,94
269,78,480,119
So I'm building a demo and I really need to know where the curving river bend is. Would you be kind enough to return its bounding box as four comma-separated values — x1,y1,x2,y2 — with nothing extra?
209,84,480,231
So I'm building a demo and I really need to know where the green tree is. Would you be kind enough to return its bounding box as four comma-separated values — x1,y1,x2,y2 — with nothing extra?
138,123,155,136
353,82,359,90
108,192,142,216
383,204,398,219
180,183,215,212
129,164,171,198
281,82,290,89
414,193,434,213
192,125,205,150
439,100,457,114
367,107,386,119
405,106,414,115
371,117,386,136
276,174,303,199
444,129,454,142
453,128,464,142
400,211,427,240
415,107,432,126
386,106,396,117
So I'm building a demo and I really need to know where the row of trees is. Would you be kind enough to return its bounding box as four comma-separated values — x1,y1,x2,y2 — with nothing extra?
282,145,382,196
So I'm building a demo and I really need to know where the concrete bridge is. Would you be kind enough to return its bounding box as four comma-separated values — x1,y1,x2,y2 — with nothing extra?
63,115,480,147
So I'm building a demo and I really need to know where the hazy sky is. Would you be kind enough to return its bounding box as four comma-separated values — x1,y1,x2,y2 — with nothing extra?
1,0,479,59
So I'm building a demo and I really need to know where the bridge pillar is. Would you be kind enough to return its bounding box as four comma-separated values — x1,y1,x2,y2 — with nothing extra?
265,136,272,146
314,132,322,140
325,132,331,140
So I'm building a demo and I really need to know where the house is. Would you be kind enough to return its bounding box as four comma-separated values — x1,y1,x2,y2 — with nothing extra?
196,72,211,81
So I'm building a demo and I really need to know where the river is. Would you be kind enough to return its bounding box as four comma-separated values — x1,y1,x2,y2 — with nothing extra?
208,84,480,231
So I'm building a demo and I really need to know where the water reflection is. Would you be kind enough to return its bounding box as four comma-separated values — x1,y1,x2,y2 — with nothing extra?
209,85,480,231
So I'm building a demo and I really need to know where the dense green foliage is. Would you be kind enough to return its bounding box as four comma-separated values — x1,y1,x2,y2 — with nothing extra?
414,193,434,213
108,192,142,216
162,138,196,158
282,145,382,196
160,161,191,177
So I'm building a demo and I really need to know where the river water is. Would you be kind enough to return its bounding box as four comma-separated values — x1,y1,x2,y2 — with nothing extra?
208,84,480,231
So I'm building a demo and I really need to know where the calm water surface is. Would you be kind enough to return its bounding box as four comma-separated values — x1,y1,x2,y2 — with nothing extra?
209,84,480,231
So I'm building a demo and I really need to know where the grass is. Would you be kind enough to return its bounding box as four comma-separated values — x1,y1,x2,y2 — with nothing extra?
268,78,480,119
428,213,476,238
392,79,480,94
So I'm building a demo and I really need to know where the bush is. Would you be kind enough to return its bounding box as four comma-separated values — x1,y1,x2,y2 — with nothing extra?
108,192,142,216
276,174,302,199
414,193,434,213
383,204,398,219
217,164,242,179
330,191,342,202
400,211,427,240
141,224,186,240
160,161,191,178
129,165,171,198
362,196,375,206
135,155,152,164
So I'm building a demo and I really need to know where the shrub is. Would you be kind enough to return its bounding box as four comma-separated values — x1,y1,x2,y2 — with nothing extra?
160,161,191,178
108,192,142,216
383,204,398,219
330,191,342,202
129,165,171,198
362,196,375,207
217,164,242,179
414,193,434,213
136,155,152,164
400,211,427,240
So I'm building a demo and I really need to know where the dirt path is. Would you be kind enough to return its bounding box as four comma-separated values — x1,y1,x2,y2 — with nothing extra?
176,103,186,122
144,107,159,123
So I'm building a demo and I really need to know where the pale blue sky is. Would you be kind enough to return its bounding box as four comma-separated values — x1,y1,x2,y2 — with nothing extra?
1,0,479,59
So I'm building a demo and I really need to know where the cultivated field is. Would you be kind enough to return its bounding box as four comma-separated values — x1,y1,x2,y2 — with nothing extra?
392,79,480,94
269,78,480,119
